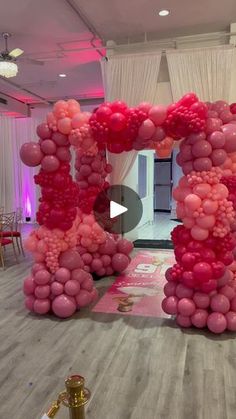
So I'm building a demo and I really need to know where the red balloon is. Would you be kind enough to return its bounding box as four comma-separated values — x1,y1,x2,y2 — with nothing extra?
109,113,127,132
193,262,213,283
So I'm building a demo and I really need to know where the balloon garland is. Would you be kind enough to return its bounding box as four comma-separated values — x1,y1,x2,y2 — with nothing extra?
20,94,236,331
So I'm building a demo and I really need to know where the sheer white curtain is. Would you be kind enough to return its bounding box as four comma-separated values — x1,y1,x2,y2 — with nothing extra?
101,51,162,184
166,45,235,102
166,45,236,216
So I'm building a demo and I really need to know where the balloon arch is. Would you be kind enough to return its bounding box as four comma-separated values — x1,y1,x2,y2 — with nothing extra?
20,93,236,333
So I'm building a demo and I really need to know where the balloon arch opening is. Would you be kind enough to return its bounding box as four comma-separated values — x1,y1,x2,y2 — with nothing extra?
20,94,236,333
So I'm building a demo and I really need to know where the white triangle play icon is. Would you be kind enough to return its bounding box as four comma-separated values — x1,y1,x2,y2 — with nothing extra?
110,200,128,219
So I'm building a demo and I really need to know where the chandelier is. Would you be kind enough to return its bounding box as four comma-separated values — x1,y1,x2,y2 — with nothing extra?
0,60,18,78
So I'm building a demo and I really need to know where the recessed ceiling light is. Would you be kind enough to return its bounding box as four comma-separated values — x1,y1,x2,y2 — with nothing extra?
59,73,67,78
158,9,170,16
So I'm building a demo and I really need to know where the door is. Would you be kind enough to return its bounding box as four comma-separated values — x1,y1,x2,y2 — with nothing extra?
154,157,172,211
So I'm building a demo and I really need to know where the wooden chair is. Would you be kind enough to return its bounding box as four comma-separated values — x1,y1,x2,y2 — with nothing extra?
0,212,19,269
1,207,25,256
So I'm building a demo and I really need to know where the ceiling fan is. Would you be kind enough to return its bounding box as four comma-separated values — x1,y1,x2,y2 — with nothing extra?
0,32,44,78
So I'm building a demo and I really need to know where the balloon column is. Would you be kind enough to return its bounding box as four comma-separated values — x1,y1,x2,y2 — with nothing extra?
20,94,236,329
162,99,236,333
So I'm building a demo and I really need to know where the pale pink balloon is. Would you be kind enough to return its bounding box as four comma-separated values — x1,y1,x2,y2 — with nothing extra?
148,105,167,125
56,146,71,162
34,298,51,314
193,157,212,172
196,215,215,229
41,139,57,155
76,290,92,307
20,142,43,167
58,117,72,135
52,132,69,146
23,276,36,295
64,280,81,296
193,292,210,308
71,113,88,129
37,123,52,139
210,294,230,314
208,131,225,149
191,225,209,241
207,312,227,333
191,309,208,328
184,194,202,211
176,314,192,327
41,155,60,172
211,149,227,166
138,118,156,139
193,183,211,199
51,281,64,295
52,294,77,318
202,199,218,214
34,270,51,285
192,140,212,157
225,311,236,331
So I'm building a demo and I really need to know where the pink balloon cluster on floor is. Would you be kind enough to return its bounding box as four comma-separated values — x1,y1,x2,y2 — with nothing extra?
162,99,236,333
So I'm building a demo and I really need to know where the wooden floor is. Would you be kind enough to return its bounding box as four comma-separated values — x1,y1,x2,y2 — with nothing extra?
0,238,236,418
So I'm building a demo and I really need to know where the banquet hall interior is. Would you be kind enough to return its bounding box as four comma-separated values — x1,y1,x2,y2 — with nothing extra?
1,1,236,418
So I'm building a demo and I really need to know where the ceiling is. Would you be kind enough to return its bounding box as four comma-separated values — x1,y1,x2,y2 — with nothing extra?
0,0,235,106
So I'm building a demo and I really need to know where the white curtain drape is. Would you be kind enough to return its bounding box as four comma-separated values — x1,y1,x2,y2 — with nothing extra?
166,45,235,102
166,45,236,216
101,51,162,185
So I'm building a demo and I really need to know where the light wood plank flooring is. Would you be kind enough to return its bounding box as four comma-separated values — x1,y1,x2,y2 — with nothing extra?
0,232,236,419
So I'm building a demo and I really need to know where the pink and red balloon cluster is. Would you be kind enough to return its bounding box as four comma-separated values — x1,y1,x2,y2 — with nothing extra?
162,99,236,333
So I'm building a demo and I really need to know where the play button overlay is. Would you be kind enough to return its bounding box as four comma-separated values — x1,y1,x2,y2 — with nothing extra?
110,201,128,218
93,185,143,234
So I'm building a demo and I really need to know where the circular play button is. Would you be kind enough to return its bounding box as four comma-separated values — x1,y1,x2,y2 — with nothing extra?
93,185,143,234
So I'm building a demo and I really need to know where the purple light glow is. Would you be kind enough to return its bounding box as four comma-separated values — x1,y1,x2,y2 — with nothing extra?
25,195,32,217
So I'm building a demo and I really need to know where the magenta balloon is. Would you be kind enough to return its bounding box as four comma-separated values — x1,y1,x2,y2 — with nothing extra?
193,157,212,172
23,276,36,295
109,112,126,132
101,254,111,267
182,161,194,175
41,155,60,172
76,290,92,308
51,281,64,295
37,123,52,139
191,309,208,328
207,110,218,118
35,285,50,299
176,314,192,328
211,149,227,166
71,268,91,283
212,100,229,114
225,311,236,331
221,124,236,152
117,239,134,255
207,131,225,148
151,126,166,142
52,132,69,146
34,298,50,314
179,144,192,161
99,237,117,255
41,139,57,155
193,292,210,309
59,250,84,270
187,132,206,144
192,140,212,157
56,146,71,162
138,118,156,140
149,105,167,125
64,280,81,296
162,296,178,315
207,312,227,333
206,118,222,134
34,269,51,285
25,295,36,311
210,294,230,314
91,258,103,271
20,142,43,167
178,298,196,316
88,173,102,185
52,294,77,318
111,253,130,272
81,277,93,291
137,101,152,113
55,267,71,283
219,110,233,124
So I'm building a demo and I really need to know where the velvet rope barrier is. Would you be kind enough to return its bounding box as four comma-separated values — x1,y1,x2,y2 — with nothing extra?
20,94,236,332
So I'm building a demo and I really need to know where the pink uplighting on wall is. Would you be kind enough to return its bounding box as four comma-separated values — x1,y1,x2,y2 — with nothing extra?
25,194,32,217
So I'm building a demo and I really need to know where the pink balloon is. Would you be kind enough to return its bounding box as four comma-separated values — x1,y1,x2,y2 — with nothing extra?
138,119,156,140
117,239,133,255
76,290,92,307
187,132,206,144
193,183,211,199
64,280,81,296
178,298,196,316
52,294,77,318
210,294,230,314
182,160,194,175
25,295,36,311
225,311,236,331
71,269,91,284
208,131,225,148
112,253,130,272
222,124,236,152
41,139,57,155
58,117,72,135
196,215,215,229
176,314,192,328
193,157,212,172
219,285,235,301
35,285,50,299
23,276,36,295
191,309,208,328
34,270,51,285
55,267,71,283
179,144,192,162
137,102,152,113
71,113,88,129
91,258,103,272
59,250,84,270
192,140,212,158
37,123,52,139
20,142,43,167
176,284,194,299
184,194,201,211
193,292,210,308
81,277,94,291
41,155,60,172
151,127,166,142
162,296,178,314
220,110,233,124
202,199,218,214
211,149,227,166
34,298,50,314
32,263,46,275
109,112,127,132
51,281,64,295
56,146,71,162
207,312,227,333
212,100,229,114
149,105,167,125
52,132,69,146
164,282,177,297
231,296,236,311
99,237,117,255
206,118,222,134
